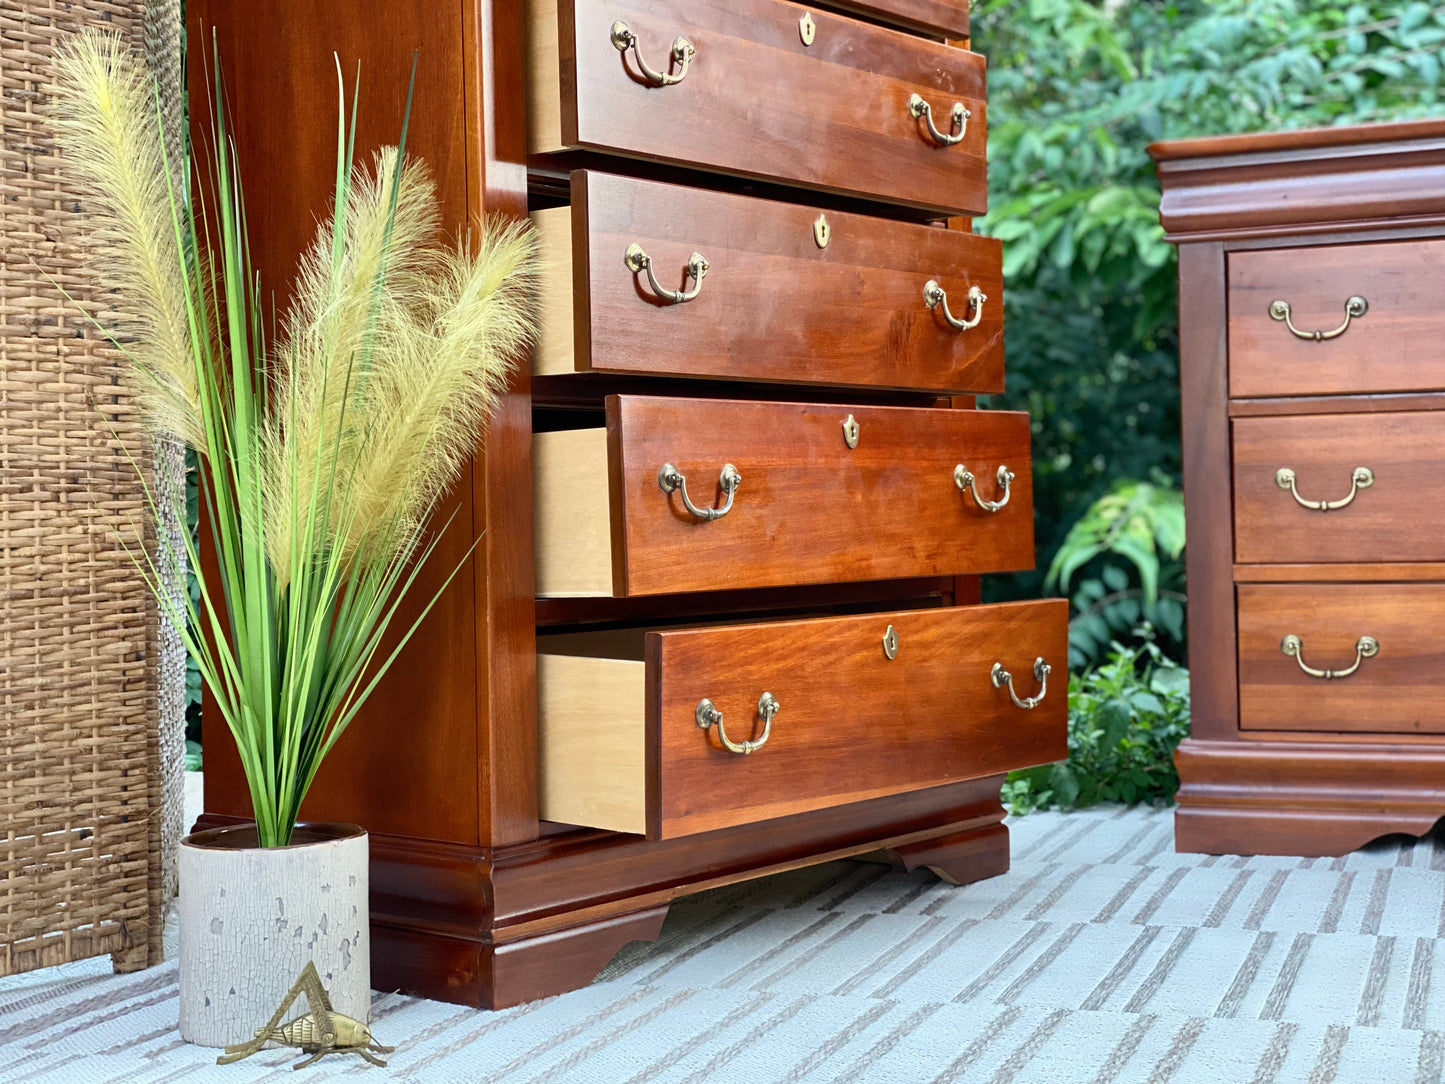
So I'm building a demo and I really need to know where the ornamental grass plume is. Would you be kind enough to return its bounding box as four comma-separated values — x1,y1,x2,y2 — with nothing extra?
52,30,538,846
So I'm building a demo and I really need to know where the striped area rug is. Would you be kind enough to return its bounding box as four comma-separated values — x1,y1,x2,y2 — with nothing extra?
2,804,1443,1082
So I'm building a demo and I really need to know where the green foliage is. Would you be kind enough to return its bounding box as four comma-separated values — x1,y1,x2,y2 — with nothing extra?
185,739,202,772
1046,477,1186,668
1002,639,1191,815
185,446,202,748
974,1,1445,599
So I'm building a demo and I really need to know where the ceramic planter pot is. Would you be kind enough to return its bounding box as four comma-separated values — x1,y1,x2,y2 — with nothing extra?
178,822,370,1047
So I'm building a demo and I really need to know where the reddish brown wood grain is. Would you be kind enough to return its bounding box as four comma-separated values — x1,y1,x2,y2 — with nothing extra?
649,600,1068,838
1229,240,1445,398
566,171,1004,392
540,0,988,214
1237,583,1445,734
1176,242,1237,743
1234,412,1445,565
825,0,969,39
1229,392,1445,417
1235,563,1445,583
1175,739,1445,857
604,396,1034,595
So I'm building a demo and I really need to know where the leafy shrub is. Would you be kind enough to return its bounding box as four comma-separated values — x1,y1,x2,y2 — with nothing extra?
1002,639,1190,815
1045,477,1185,669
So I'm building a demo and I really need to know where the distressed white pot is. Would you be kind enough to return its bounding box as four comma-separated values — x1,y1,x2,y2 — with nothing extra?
178,822,370,1047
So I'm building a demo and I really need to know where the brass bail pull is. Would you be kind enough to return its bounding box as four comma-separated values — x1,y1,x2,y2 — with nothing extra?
1280,634,1378,680
992,657,1051,710
924,281,985,331
659,462,741,521
610,20,695,86
626,243,708,304
1274,466,1373,512
1268,295,1368,341
696,692,780,755
908,93,970,146
954,463,1014,513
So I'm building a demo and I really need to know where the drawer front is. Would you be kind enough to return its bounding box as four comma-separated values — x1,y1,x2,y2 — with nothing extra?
528,0,987,215
1234,411,1445,565
1229,240,1445,398
610,396,1033,596
652,602,1067,837
1238,583,1445,734
827,0,969,39
535,172,1004,392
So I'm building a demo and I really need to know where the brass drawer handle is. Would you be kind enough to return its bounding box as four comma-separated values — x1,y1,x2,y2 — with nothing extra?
1269,295,1367,341
1280,634,1378,680
611,20,695,86
1275,466,1373,511
908,93,970,147
955,463,1013,512
696,692,779,755
992,657,1050,710
924,281,985,331
659,462,741,521
626,243,708,305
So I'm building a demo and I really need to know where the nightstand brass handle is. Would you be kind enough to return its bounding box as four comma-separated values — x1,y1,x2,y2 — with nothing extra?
924,281,985,331
626,244,708,304
909,93,970,146
955,463,1013,512
1281,634,1378,680
1269,295,1367,341
659,462,740,521
611,20,694,86
992,658,1050,710
696,692,779,755
1275,466,1373,511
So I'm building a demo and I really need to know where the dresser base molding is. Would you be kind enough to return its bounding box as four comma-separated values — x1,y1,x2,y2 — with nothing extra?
1174,739,1445,857
196,776,1009,1008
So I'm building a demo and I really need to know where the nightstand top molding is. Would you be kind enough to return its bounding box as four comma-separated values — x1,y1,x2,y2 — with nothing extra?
1150,118,1445,242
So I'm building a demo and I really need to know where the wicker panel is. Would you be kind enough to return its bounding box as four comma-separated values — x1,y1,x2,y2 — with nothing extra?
0,0,183,977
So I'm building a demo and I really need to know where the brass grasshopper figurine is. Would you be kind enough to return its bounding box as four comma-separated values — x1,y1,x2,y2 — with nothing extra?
217,961,394,1070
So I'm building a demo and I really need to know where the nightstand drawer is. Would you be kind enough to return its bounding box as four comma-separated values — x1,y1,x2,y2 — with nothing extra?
526,0,988,215
534,172,1004,393
538,600,1068,838
1229,239,1445,398
1234,411,1445,564
534,396,1034,597
1238,583,1445,734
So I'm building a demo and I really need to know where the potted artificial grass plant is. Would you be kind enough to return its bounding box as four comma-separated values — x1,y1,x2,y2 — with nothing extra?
53,32,536,1045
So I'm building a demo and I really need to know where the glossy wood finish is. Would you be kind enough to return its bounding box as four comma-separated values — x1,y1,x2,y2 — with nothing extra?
1154,123,1445,856
822,0,969,39
1174,740,1445,857
1176,243,1237,743
527,0,988,214
1229,240,1445,398
1235,563,1445,583
536,600,1066,838
1237,583,1445,735
597,396,1033,596
535,171,1005,392
1152,121,1445,243
204,773,1007,1006
1234,412,1445,565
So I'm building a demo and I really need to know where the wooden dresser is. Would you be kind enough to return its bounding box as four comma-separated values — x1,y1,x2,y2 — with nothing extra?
1152,121,1445,858
192,0,1067,1007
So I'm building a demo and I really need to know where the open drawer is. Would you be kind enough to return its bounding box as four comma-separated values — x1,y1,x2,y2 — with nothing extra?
534,396,1035,597
538,600,1068,839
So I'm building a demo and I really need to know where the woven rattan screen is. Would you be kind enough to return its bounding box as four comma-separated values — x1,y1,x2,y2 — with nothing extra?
0,0,185,976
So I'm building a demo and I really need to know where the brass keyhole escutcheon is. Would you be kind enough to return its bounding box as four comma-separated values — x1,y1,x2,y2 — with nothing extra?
842,414,859,449
882,625,899,660
813,214,831,248
799,12,816,45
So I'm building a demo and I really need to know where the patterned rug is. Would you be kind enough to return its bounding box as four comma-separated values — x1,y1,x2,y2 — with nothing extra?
2,803,1443,1082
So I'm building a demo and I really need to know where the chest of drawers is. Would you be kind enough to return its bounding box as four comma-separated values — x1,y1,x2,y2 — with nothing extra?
1152,121,1445,858
191,0,1066,1007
